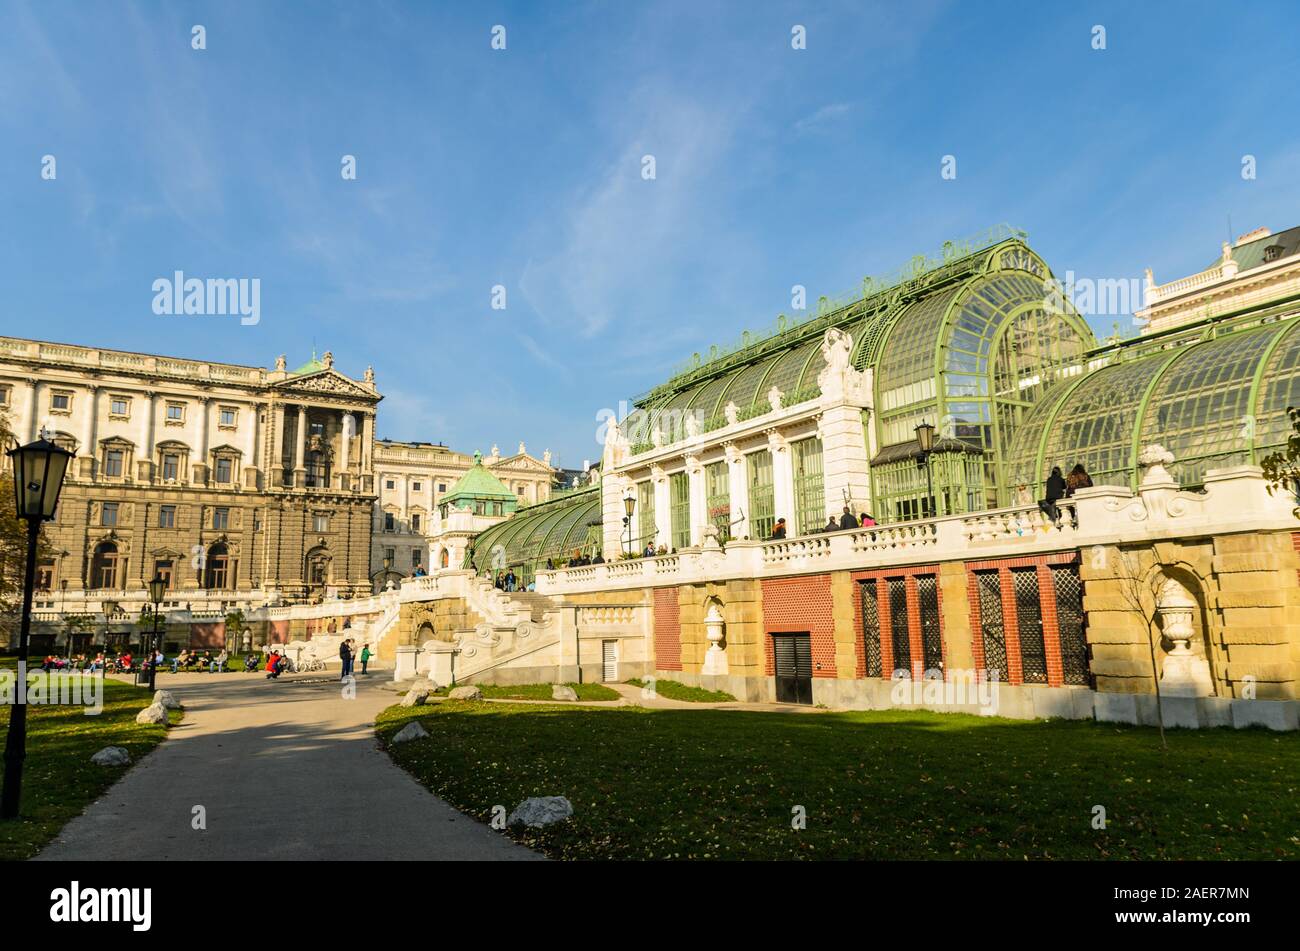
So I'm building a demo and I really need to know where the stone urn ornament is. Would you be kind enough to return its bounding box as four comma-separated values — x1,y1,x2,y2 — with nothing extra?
701,601,728,676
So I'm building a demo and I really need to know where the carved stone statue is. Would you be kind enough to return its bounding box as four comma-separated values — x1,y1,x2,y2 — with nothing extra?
820,326,853,375
724,401,739,426
275,354,287,371
518,441,526,455
685,412,701,438
767,386,784,413
322,351,334,369
364,365,375,383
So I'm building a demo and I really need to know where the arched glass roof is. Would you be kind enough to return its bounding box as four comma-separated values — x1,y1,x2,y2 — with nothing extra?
465,487,602,574
1005,317,1300,490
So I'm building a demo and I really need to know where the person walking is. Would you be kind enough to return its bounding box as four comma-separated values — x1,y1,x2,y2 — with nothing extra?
360,643,371,675
339,638,353,680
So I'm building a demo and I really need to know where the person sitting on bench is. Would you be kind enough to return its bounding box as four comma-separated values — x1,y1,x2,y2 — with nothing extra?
210,650,229,674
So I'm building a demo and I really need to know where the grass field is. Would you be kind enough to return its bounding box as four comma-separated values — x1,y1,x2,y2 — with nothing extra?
627,677,737,702
0,676,176,860
429,682,621,702
377,700,1300,860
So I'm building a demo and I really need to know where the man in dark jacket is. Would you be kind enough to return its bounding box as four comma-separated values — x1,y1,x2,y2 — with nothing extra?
770,518,788,539
339,640,353,680
839,506,859,530
1040,467,1066,522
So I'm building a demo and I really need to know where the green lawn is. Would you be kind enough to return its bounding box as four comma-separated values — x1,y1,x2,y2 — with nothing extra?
627,677,736,703
428,682,620,702
377,701,1300,860
0,677,176,860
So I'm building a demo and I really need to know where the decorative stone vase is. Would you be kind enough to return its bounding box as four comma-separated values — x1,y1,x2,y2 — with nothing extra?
701,602,728,676
1156,577,1214,698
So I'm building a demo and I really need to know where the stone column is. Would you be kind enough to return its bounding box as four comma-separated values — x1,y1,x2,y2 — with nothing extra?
340,412,353,474
685,453,706,546
26,379,39,441
272,402,286,479
818,402,872,518
652,464,671,550
141,390,157,482
767,429,795,532
725,443,750,539
360,412,374,471
293,404,307,486
195,396,210,484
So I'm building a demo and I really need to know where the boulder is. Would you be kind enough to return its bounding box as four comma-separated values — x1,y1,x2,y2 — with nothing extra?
90,746,131,767
135,702,167,725
448,685,483,701
399,686,430,707
153,689,182,710
551,684,579,702
392,721,429,744
508,796,574,828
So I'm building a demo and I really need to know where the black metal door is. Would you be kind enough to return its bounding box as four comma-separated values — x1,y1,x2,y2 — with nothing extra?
976,571,1007,680
772,633,813,705
1013,567,1048,684
1051,564,1092,686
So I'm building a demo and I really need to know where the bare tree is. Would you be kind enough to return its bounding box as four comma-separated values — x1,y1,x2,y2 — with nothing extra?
1113,549,1167,751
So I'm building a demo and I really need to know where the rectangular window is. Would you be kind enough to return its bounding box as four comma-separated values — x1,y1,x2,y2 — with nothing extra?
310,422,324,437
705,460,730,541
166,402,184,421
52,391,71,411
36,559,55,591
792,437,825,536
212,507,230,530
636,480,655,550
154,559,174,589
313,514,330,533
101,502,118,527
669,471,690,551
975,570,1008,679
104,450,124,477
215,457,232,483
747,450,775,539
386,480,395,490
411,548,422,566
219,407,237,426
158,505,176,528
1013,567,1047,684
412,482,422,492
162,453,180,480
438,483,447,493
860,579,883,677
110,397,130,416
888,576,910,677
0,386,9,406
917,574,943,675
411,513,421,532
384,512,395,532
491,502,503,516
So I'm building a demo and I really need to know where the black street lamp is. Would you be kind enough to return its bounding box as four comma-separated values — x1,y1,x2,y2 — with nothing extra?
147,574,166,692
2,436,74,820
622,492,636,556
914,421,937,520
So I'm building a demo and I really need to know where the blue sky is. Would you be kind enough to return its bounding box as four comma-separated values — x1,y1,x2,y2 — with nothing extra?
2,1,1297,468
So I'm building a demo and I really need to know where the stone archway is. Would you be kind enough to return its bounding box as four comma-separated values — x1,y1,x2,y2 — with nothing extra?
1153,568,1217,697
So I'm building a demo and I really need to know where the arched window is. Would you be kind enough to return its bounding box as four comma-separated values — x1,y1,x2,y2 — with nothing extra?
306,547,331,587
90,542,120,590
204,542,232,590
439,548,450,569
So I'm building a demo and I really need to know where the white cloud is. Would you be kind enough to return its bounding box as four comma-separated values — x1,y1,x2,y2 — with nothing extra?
794,102,853,135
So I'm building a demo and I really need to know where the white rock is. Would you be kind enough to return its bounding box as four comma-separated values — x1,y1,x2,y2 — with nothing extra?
135,702,167,725
551,685,579,702
508,796,574,828
399,687,430,707
448,685,483,700
90,746,131,767
153,689,182,710
392,721,429,744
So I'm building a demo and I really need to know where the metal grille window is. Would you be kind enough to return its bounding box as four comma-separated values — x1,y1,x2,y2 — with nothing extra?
705,460,730,541
887,576,910,677
1051,564,1090,686
792,437,825,535
917,574,943,675
976,570,1007,679
636,480,655,550
669,471,690,551
747,450,775,539
860,580,882,677
1013,567,1048,684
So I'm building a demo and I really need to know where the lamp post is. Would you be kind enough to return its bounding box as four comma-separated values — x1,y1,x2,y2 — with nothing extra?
914,421,937,520
2,436,74,820
147,574,165,692
622,492,636,556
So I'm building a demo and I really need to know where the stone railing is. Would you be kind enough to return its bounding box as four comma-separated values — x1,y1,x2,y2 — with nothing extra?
532,467,1295,596
1147,265,1225,303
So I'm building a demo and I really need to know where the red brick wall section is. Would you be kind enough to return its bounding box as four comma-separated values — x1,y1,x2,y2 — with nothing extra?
189,622,225,649
269,620,290,642
761,575,837,678
964,552,1079,687
653,587,682,671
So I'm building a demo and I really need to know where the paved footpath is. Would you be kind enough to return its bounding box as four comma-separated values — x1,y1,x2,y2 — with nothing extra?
37,671,541,861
